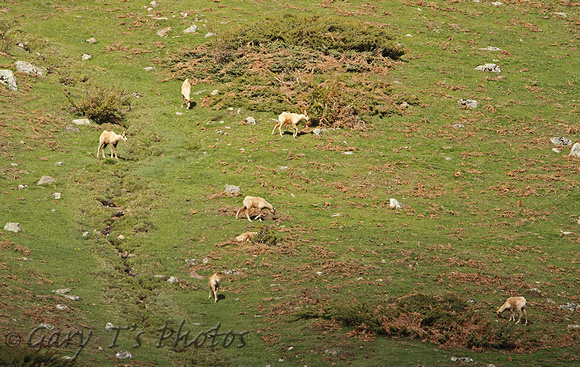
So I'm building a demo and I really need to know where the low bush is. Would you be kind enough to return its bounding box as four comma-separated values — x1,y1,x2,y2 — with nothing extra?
64,85,133,125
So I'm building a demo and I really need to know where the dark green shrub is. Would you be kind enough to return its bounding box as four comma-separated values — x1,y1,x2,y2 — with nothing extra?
253,225,279,246
0,345,74,367
64,85,133,125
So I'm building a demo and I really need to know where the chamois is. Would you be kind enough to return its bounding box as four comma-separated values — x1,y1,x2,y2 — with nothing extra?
97,130,127,159
272,111,309,138
235,196,275,222
208,273,221,303
496,296,528,325
181,78,191,109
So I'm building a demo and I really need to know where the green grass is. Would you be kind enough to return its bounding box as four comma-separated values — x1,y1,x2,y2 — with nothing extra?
1,0,579,366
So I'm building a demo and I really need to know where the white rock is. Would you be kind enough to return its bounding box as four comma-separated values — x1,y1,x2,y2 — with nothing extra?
143,66,155,71
551,137,573,146
72,118,91,125
0,69,18,91
86,37,97,44
16,61,43,76
474,63,501,73
479,46,501,51
37,176,56,185
389,198,402,209
569,142,580,158
183,25,198,33
4,223,23,233
53,193,61,200
115,350,132,359
53,288,70,295
157,27,171,37
458,98,478,108
167,276,179,284
81,54,91,61
205,32,216,38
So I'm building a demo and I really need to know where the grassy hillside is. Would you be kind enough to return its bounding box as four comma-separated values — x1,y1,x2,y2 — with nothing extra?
1,0,578,366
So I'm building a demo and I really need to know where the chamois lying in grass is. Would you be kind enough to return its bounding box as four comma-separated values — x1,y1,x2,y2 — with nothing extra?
497,296,528,325
272,111,309,138
181,78,191,109
97,130,127,159
208,273,221,303
235,196,275,222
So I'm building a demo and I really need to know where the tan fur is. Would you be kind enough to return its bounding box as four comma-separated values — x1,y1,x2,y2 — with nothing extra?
496,296,528,325
236,196,275,222
181,79,191,109
236,231,257,243
208,273,221,303
97,130,127,159
272,111,309,138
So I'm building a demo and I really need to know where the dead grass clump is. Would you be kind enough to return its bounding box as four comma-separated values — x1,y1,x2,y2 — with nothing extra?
292,293,525,351
165,14,406,128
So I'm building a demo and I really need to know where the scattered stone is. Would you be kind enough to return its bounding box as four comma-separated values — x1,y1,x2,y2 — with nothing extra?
313,128,324,136
149,1,158,7
55,304,68,310
157,27,171,37
53,193,61,200
4,223,23,233
205,32,216,38
528,287,542,296
491,1,503,6
82,231,89,237
183,25,198,34
468,298,477,303
245,116,256,124
568,325,580,330
185,259,197,266
222,269,239,275
551,137,573,146
65,125,80,132
325,347,341,356
552,148,560,153
475,63,501,73
202,257,209,264
17,185,28,190
546,298,555,304
225,184,241,194
81,54,91,61
115,351,132,359
342,151,353,155
553,12,567,18
560,303,579,313
62,294,80,301
72,118,91,125
0,70,18,91
39,323,55,330
117,234,125,240
389,198,402,209
167,276,179,284
15,61,43,76
211,89,219,96
105,322,116,331
453,124,465,129
458,98,478,108
143,66,155,71
400,101,410,109
86,37,97,44
53,289,71,296
37,176,56,185
479,46,501,51
451,356,474,363
569,143,580,158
